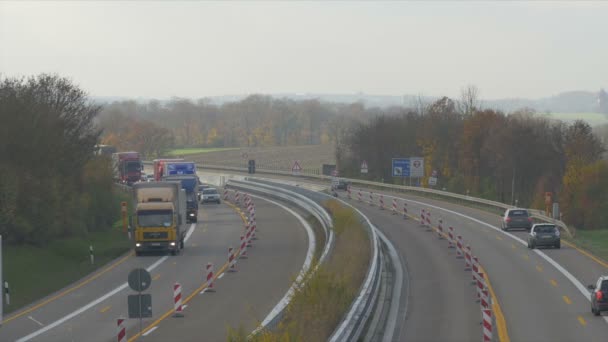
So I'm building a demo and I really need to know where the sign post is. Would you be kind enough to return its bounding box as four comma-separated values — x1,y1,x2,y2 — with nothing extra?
360,160,368,174
410,157,424,185
392,158,410,185
121,201,128,234
128,268,153,334
291,161,302,176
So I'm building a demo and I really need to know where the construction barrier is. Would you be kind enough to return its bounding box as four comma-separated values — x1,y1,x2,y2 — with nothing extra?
379,194,385,210
437,219,444,239
456,235,464,259
347,186,352,199
403,202,408,219
117,317,126,342
464,245,473,271
239,235,248,258
223,188,229,201
357,190,362,202
391,198,398,214
173,283,184,317
420,209,426,226
369,192,374,206
234,190,240,205
228,246,237,272
206,263,215,292
482,309,493,342
447,226,455,248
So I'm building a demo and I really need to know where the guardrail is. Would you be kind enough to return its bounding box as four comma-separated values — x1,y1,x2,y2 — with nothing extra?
150,160,571,238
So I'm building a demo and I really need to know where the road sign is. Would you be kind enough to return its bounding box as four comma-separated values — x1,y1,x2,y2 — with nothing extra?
361,160,368,174
410,157,424,178
428,177,437,186
128,294,152,318
292,161,302,176
128,268,151,292
392,158,410,177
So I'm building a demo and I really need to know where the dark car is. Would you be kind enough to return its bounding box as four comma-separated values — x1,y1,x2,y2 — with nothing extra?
501,209,533,231
527,224,560,249
588,276,608,316
335,179,351,190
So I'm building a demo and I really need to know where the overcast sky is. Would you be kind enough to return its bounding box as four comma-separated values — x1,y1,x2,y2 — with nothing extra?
1,1,606,99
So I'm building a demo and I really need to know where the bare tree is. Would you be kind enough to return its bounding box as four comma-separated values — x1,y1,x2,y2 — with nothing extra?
459,84,480,115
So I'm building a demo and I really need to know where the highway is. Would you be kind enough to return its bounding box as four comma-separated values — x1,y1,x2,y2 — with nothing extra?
342,187,608,342
0,194,309,342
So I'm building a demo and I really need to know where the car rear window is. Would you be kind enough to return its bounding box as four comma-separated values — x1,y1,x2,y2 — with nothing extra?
508,210,529,217
203,189,217,194
535,225,556,233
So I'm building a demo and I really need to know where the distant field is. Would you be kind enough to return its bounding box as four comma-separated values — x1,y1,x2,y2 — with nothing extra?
171,144,336,175
545,113,608,127
167,147,239,156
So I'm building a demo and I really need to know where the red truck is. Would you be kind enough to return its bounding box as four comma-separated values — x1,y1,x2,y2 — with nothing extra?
153,158,184,181
112,152,142,185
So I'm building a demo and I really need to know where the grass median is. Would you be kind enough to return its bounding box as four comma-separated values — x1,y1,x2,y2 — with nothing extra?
2,193,133,315
565,229,608,262
227,199,371,342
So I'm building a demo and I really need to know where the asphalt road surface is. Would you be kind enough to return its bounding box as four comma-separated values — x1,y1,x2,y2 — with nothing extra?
0,195,308,342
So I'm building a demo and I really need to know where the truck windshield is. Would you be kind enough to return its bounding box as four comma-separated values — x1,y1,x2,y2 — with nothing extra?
138,210,173,227
126,161,141,172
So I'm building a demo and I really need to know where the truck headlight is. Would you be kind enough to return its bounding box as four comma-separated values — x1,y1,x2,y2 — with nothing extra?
170,242,176,246
135,243,141,247
189,213,195,216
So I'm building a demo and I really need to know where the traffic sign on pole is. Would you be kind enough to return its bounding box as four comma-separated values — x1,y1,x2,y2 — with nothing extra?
128,268,151,292
361,160,368,174
410,157,424,178
292,161,302,176
391,158,410,177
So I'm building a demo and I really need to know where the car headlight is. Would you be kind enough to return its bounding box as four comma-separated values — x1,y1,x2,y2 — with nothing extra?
189,213,195,216
170,242,176,246
135,243,141,247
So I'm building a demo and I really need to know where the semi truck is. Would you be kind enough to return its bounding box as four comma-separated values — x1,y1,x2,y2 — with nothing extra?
161,161,199,223
132,182,187,256
112,151,142,185
153,158,184,181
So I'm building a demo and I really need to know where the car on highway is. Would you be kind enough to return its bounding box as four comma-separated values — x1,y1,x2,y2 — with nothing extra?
335,179,351,190
201,187,221,204
527,223,560,249
588,276,608,316
501,208,533,231
145,174,154,182
197,184,211,200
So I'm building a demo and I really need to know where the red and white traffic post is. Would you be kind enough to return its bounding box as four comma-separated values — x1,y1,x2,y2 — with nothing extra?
464,245,473,271
117,317,126,342
239,235,248,258
420,208,426,226
173,283,184,317
228,246,237,272
206,262,215,292
347,186,352,199
234,190,240,205
447,226,455,248
437,219,444,239
456,235,464,259
391,198,398,215
223,188,229,201
425,211,432,231
369,192,374,206
357,190,362,202
403,202,408,219
379,194,385,210
482,309,493,342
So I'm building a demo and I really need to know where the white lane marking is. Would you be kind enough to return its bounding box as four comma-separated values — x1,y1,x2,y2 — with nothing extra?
142,326,158,336
218,273,225,279
27,316,44,327
182,304,188,309
248,195,315,335
199,289,207,295
16,224,197,342
362,189,608,325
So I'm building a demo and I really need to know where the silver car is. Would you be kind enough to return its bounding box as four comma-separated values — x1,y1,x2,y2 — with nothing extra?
201,187,221,204
527,224,560,249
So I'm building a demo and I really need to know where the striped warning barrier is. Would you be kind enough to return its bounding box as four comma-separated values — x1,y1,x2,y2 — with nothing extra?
456,235,464,259
369,192,374,206
223,188,229,201
447,226,455,248
379,194,385,210
357,190,362,202
403,202,408,219
117,317,126,342
347,186,352,199
482,309,493,342
481,287,490,309
425,211,432,231
239,235,248,258
391,198,398,214
206,263,215,292
437,219,444,239
420,209,426,226
173,283,184,317
228,246,237,272
234,190,240,205
464,245,472,271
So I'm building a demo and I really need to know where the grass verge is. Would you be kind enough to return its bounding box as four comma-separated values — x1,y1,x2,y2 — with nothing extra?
2,191,133,314
564,230,608,262
227,199,371,342
167,147,240,156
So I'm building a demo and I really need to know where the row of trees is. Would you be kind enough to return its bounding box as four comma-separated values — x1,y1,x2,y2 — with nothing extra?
0,74,121,245
337,97,607,230
97,95,370,155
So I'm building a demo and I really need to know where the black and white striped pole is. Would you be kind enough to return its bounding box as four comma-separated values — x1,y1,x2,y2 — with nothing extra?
90,245,94,265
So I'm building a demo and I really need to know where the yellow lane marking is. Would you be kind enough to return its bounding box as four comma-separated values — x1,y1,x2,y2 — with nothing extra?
129,200,248,342
563,296,572,305
479,265,511,342
152,274,161,281
578,316,587,326
550,279,558,287
496,236,503,241
563,240,608,269
100,306,111,313
3,251,133,324
536,265,543,272
523,254,529,260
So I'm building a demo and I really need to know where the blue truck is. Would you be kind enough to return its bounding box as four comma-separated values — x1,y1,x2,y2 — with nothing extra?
162,162,199,223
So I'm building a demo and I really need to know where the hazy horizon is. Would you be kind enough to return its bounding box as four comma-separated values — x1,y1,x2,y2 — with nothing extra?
2,1,607,99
